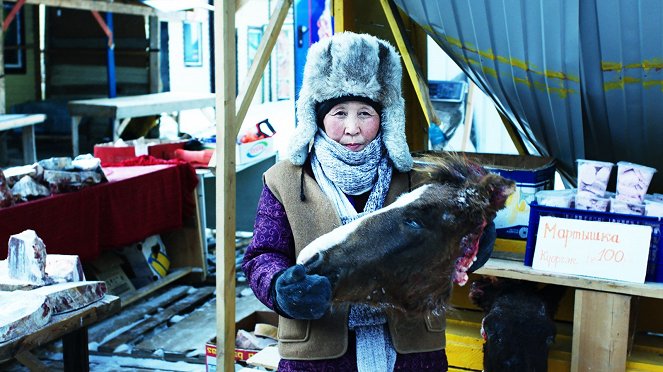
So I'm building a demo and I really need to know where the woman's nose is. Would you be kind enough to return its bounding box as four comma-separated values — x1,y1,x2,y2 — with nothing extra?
344,117,360,135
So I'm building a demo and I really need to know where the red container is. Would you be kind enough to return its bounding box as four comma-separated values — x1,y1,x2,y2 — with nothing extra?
94,139,187,165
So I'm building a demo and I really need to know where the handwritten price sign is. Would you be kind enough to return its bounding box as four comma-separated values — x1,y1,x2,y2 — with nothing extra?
532,216,652,283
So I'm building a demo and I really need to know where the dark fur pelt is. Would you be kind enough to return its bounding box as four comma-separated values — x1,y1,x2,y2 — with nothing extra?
469,276,566,372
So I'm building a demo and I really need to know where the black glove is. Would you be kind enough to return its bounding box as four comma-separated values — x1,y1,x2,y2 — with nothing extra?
469,221,496,273
272,264,332,320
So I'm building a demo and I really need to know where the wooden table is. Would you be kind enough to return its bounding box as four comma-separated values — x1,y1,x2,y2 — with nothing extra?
0,114,46,164
68,92,215,156
476,258,663,371
0,295,120,371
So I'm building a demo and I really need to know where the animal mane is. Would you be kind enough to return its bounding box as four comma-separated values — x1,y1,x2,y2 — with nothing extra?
412,152,488,187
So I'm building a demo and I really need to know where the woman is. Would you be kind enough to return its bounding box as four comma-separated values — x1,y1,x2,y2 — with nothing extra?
242,31,493,371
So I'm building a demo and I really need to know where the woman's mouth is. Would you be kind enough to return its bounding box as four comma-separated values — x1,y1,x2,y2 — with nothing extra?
344,143,363,151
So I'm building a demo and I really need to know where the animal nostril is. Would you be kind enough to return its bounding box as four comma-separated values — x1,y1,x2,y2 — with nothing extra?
303,252,323,270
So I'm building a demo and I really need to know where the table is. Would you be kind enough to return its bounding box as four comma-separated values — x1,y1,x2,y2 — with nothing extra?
0,163,199,262
0,295,120,371
0,114,46,164
475,258,663,371
68,92,215,156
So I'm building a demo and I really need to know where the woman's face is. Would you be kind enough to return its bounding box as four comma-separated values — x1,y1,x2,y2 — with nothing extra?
322,101,380,152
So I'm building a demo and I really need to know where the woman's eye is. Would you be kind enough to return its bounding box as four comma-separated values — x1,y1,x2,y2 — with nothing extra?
331,111,348,117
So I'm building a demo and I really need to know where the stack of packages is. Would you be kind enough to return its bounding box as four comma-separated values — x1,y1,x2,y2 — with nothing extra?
535,160,663,217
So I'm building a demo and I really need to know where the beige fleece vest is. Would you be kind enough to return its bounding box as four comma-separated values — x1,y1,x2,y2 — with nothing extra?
264,160,446,360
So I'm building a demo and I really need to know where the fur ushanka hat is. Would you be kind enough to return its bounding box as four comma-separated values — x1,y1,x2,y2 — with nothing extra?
288,31,413,172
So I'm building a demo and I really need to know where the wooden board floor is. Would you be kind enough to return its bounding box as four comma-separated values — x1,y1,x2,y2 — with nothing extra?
0,281,269,371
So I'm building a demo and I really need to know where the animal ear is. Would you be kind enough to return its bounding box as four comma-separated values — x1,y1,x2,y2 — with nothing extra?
479,173,516,213
469,275,501,310
538,284,567,316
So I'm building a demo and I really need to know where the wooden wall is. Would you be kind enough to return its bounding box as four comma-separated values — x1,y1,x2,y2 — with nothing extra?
45,7,149,99
333,1,429,152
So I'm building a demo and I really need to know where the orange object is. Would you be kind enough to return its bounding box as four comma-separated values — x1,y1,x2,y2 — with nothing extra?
239,119,276,144
174,149,214,168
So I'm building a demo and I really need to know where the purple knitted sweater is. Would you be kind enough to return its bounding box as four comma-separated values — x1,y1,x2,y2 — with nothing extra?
242,186,448,371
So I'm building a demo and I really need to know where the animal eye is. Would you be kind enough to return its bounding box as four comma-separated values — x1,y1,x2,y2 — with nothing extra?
404,218,422,229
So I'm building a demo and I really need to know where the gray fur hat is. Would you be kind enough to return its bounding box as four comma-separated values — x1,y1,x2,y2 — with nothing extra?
288,31,413,172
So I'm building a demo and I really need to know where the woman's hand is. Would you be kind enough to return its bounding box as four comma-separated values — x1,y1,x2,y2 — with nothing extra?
273,264,332,320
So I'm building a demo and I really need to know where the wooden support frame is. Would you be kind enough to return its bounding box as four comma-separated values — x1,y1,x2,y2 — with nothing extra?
214,0,292,370
378,0,439,128
214,1,237,371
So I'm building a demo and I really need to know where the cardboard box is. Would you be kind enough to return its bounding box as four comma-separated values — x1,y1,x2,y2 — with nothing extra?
462,153,556,240
206,311,279,371
236,137,276,165
84,252,136,297
94,139,187,165
415,151,556,242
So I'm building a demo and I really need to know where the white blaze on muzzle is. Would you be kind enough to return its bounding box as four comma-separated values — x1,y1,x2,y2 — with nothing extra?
296,185,432,265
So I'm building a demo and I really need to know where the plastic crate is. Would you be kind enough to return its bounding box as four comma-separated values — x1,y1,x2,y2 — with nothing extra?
525,201,663,282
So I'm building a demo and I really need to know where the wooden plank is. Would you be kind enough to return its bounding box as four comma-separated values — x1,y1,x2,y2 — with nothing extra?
0,114,46,131
120,267,193,308
475,258,663,299
0,295,120,362
498,111,529,156
379,0,440,128
133,298,216,355
572,289,631,372
5,0,159,18
161,189,207,282
148,16,160,94
88,285,192,344
67,92,215,119
0,0,5,116
14,350,49,371
215,0,238,370
460,82,475,151
100,286,215,353
234,0,293,135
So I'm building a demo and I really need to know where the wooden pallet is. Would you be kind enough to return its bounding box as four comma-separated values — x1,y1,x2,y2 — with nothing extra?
88,285,215,364
85,282,269,366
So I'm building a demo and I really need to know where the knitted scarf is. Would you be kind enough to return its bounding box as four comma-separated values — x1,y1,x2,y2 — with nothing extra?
311,129,397,371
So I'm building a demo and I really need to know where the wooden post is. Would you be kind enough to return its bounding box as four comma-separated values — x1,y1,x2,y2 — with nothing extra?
148,16,160,93
379,0,439,128
572,289,631,372
234,0,292,134
0,0,5,115
498,111,529,156
214,0,237,371
460,82,475,151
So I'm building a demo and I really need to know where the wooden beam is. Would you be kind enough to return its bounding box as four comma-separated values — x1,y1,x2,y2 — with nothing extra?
234,0,292,134
148,16,160,93
0,0,5,115
498,111,529,155
236,0,251,12
3,0,203,20
460,82,475,151
572,290,631,371
379,0,439,128
214,0,237,371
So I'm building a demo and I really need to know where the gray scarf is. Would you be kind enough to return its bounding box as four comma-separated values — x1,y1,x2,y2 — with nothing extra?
310,129,397,372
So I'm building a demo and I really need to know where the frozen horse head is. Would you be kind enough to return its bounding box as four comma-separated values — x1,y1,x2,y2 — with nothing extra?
297,153,516,314
470,276,567,371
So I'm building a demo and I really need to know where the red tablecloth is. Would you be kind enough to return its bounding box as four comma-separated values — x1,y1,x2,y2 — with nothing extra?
0,163,198,262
